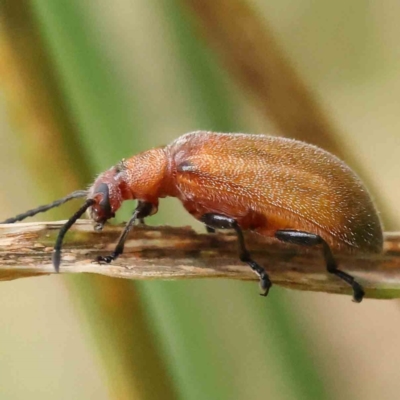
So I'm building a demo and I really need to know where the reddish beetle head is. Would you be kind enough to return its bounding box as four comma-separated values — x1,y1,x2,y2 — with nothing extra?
87,148,168,229
87,164,131,229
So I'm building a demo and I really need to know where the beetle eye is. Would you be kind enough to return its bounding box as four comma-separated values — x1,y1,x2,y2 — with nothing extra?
94,183,112,217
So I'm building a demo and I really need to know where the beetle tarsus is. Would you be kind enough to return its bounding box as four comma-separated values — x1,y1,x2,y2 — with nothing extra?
332,268,365,303
275,229,365,302
352,284,365,303
96,254,117,264
238,250,272,296
250,261,271,296
200,213,271,296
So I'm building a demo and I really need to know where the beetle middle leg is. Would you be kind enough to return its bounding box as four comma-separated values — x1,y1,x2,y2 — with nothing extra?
96,201,154,264
205,226,216,234
200,213,272,296
274,230,364,302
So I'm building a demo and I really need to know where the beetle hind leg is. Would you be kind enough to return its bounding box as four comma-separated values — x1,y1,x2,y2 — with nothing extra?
275,230,364,303
200,213,272,296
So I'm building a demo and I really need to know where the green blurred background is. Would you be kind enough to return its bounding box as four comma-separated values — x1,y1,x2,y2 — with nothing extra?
1,1,400,399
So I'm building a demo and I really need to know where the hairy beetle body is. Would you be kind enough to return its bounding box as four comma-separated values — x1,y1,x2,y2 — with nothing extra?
162,132,382,253
2,131,383,301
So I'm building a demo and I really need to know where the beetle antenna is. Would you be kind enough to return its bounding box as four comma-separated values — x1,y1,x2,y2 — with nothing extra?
52,198,95,273
0,190,88,224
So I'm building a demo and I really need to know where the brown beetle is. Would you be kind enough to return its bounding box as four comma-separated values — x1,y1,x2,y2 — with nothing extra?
2,132,383,301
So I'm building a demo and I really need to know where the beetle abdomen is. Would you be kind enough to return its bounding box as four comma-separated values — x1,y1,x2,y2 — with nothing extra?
167,131,383,253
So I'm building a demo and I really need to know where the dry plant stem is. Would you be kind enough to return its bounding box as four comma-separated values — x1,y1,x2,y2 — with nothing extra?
0,220,399,299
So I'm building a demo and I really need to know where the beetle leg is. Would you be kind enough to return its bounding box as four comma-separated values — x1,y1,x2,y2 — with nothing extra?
274,230,365,302
205,226,216,234
96,201,154,264
200,213,272,296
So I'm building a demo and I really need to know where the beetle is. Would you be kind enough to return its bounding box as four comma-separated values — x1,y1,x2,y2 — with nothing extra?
1,131,383,302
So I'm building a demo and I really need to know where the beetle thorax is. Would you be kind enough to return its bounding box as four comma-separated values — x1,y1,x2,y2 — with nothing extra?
122,147,169,202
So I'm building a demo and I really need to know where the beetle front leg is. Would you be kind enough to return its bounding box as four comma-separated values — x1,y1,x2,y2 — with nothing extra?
96,201,154,264
275,230,365,302
200,213,272,296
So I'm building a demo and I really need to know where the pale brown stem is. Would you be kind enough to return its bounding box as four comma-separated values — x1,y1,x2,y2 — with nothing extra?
0,221,399,299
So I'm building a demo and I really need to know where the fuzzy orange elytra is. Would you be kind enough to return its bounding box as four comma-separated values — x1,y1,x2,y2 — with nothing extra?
2,132,383,302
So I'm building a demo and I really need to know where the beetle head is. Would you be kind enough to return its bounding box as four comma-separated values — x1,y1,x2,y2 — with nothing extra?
87,165,129,229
